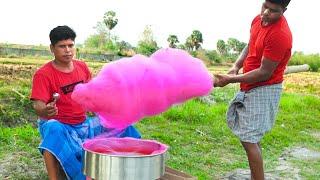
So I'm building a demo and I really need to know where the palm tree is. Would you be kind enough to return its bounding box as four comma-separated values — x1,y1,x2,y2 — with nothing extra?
217,39,227,55
103,11,118,40
227,38,247,55
167,35,179,48
185,36,193,51
191,30,203,50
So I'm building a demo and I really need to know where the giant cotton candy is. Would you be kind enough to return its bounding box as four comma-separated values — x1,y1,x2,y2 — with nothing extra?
72,48,213,129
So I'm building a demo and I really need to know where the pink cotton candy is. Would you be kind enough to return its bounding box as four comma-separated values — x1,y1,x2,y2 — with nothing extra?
72,48,213,129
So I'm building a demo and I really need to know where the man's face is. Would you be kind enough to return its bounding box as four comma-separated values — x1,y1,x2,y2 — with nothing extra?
260,1,285,25
50,39,75,63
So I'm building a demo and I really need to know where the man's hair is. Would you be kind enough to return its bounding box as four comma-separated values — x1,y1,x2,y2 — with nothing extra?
266,0,291,8
49,25,76,45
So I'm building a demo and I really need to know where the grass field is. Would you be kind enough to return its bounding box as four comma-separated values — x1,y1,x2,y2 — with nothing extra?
0,57,319,179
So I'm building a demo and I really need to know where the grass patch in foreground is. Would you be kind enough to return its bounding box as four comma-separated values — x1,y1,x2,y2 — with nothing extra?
0,91,319,179
136,92,320,179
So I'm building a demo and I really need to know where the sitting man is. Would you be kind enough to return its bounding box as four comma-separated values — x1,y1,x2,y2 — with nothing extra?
30,25,141,180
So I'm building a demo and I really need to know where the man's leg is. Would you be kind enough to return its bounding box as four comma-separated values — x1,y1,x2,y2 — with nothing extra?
43,150,59,180
241,141,264,180
43,150,66,180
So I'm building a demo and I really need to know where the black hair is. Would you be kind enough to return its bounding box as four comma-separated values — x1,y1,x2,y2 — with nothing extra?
266,0,291,8
49,25,76,45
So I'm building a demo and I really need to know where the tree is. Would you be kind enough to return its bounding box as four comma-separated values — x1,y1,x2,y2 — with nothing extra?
227,38,247,55
84,34,101,48
117,41,134,56
103,11,118,31
92,21,108,48
206,50,221,63
167,35,179,48
103,11,118,40
83,10,121,53
185,36,193,51
139,25,155,43
216,39,227,55
190,30,203,50
136,25,159,56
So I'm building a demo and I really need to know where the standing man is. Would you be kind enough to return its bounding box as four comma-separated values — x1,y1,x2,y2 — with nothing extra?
30,25,141,180
214,0,292,179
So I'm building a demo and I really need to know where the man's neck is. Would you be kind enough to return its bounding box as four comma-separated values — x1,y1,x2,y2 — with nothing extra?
52,59,74,73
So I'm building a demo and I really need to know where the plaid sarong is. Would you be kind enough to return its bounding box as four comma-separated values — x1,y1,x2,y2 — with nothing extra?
226,83,282,143
38,116,141,180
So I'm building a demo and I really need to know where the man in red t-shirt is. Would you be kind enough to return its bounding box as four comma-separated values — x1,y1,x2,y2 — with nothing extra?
214,0,292,179
30,26,141,180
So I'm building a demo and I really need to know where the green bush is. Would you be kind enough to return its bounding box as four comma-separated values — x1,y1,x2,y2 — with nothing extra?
189,51,197,58
136,41,159,56
205,50,222,63
289,52,320,72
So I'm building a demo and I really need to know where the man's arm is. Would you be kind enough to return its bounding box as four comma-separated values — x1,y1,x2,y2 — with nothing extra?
214,56,279,87
33,100,58,117
228,44,249,75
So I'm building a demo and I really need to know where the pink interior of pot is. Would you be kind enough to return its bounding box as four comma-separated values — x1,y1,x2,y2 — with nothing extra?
83,137,168,156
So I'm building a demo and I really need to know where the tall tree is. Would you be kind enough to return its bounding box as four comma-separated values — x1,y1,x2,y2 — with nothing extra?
185,36,193,51
167,35,179,48
136,25,159,56
103,11,118,40
191,30,203,50
216,39,227,55
140,25,154,43
227,38,247,54
93,21,108,48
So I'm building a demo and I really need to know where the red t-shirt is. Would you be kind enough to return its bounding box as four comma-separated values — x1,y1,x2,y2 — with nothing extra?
31,60,91,124
241,15,292,91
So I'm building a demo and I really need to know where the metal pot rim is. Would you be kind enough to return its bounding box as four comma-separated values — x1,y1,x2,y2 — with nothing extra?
82,137,169,158
83,147,168,158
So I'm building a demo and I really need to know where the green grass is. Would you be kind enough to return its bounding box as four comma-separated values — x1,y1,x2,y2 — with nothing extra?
135,92,320,179
0,57,320,179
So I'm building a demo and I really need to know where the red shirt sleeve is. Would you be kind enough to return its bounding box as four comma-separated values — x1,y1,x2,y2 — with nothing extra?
30,72,51,103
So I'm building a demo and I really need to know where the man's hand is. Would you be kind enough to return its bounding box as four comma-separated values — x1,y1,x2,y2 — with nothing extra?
33,100,58,117
227,66,240,75
214,74,232,87
45,101,58,117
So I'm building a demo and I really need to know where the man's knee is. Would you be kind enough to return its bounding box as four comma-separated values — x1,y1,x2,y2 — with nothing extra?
241,141,261,153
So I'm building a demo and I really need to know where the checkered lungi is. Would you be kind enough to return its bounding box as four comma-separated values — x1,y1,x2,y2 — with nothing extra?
38,116,141,180
226,83,282,143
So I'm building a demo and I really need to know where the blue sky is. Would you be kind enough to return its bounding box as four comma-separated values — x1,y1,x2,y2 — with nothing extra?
0,0,319,53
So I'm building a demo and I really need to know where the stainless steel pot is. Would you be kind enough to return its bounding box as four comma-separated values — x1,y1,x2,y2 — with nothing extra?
82,139,168,180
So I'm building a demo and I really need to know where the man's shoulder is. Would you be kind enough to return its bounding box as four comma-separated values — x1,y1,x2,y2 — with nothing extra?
269,17,292,42
73,59,90,73
251,15,261,26
73,59,88,67
34,61,53,75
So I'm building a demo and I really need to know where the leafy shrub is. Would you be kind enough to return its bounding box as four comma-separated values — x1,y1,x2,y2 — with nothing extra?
205,50,222,64
289,52,320,72
136,41,159,56
189,50,197,58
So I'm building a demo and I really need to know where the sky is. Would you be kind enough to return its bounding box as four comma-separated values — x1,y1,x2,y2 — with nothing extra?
0,0,319,54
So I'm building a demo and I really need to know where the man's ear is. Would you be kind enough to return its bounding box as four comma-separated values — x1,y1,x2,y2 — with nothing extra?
50,44,54,53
